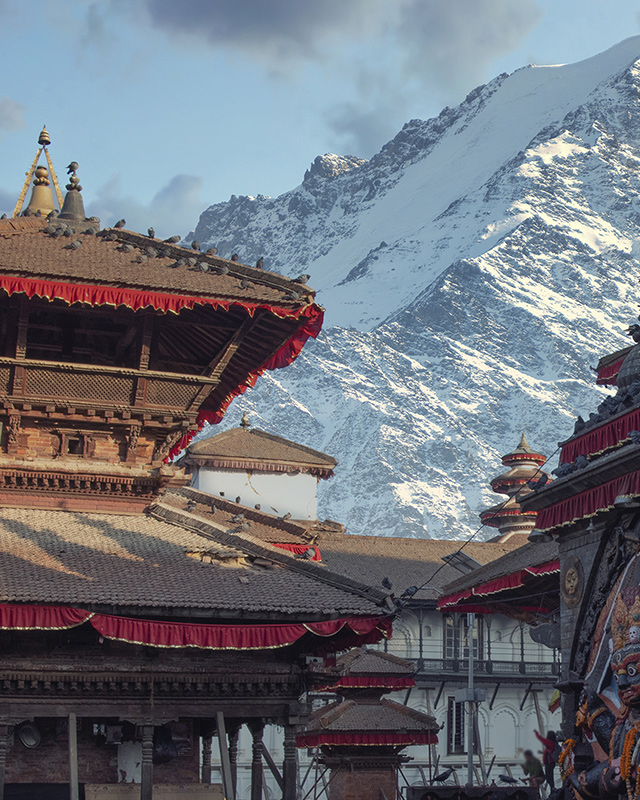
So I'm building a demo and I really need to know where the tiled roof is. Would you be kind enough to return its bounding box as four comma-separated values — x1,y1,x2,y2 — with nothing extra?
187,427,337,475
0,504,387,619
337,647,415,676
440,540,559,596
306,698,437,733
317,534,526,601
0,221,311,309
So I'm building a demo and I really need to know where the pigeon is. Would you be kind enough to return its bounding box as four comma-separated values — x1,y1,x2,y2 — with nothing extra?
206,247,218,255
627,324,640,343
66,162,79,174
552,463,572,478
35,210,42,217
46,209,58,220
169,259,186,269
164,235,181,243
292,274,310,284
254,504,261,510
45,225,57,235
185,501,196,513
231,253,239,262
187,257,197,266
191,241,200,251
574,454,589,470
629,430,640,444
219,265,229,275
623,393,636,408
198,263,210,272
433,768,454,783
83,227,98,236
147,227,155,239
256,257,264,269
498,775,518,785
133,255,148,263
279,512,292,521
381,577,393,591
298,548,316,560
230,513,245,524
0,214,6,220
118,244,134,253
285,291,301,301
114,219,126,229
235,496,241,504
63,227,74,237
401,585,419,598
146,248,158,258
573,416,585,434
64,240,82,250
240,279,251,289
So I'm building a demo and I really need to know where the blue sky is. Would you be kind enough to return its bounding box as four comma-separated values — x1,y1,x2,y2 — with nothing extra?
0,0,639,237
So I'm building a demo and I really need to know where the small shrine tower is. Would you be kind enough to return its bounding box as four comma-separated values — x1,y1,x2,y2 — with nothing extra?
480,434,549,540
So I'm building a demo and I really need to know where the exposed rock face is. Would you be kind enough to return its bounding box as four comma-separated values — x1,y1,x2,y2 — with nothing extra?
188,38,640,539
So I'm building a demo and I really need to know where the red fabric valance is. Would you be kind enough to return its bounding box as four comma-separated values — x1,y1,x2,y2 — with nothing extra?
90,613,390,651
536,470,640,533
560,406,640,464
0,605,391,651
296,732,438,748
271,543,321,561
596,356,627,386
437,560,560,611
0,604,92,630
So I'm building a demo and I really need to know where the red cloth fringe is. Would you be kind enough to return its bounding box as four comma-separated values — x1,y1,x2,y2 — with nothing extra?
560,406,640,464
437,560,560,610
296,732,438,747
536,470,640,533
596,357,626,386
315,676,415,691
271,543,321,561
0,604,391,650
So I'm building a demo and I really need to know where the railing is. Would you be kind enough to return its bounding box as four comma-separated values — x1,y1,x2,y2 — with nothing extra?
417,657,559,678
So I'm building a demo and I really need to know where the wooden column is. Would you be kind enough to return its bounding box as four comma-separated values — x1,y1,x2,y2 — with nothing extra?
141,724,154,800
201,735,212,784
69,713,79,800
249,721,265,800
282,723,297,800
227,722,241,799
0,724,9,800
215,712,234,800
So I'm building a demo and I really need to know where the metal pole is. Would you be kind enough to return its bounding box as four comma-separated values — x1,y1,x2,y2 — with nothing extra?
467,612,475,787
69,713,79,800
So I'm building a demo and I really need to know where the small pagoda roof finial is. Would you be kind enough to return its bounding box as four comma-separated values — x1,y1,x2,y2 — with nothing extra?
58,161,87,221
240,412,251,429
38,126,51,147
518,431,530,451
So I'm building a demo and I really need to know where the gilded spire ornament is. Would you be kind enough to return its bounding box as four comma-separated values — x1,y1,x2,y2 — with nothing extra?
13,126,63,217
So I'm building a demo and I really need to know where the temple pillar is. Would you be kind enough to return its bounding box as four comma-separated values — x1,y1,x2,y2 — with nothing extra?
141,724,154,800
201,734,212,783
282,723,297,800
227,722,241,799
0,724,9,800
249,721,264,800
69,712,79,800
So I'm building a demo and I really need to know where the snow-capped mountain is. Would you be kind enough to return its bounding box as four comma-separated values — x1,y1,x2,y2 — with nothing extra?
187,37,640,539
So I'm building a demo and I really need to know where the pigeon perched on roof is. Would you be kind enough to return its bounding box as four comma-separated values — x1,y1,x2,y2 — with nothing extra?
627,324,640,343
279,512,292,521
207,247,218,255
256,257,264,269
381,577,393,591
164,235,181,243
574,454,589,470
231,253,239,262
0,214,6,220
191,241,200,251
231,513,245,524
66,162,79,174
629,430,640,444
64,240,82,250
292,274,310,284
240,279,251,289
114,219,126,229
574,416,585,434
147,227,155,239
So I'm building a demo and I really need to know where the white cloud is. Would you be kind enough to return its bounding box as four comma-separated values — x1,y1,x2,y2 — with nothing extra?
0,97,26,132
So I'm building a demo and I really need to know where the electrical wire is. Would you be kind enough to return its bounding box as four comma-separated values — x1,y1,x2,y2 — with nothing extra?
411,444,561,600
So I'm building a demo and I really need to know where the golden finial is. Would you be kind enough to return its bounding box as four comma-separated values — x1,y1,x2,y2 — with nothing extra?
38,126,51,147
518,432,530,451
240,412,251,429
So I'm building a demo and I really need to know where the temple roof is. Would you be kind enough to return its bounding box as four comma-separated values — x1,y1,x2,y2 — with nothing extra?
0,492,388,620
186,425,337,477
301,697,438,736
317,534,526,601
0,219,313,311
337,647,415,676
437,539,559,617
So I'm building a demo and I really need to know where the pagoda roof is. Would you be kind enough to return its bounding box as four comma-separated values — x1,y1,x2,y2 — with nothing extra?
186,426,337,477
0,219,313,313
0,489,389,623
337,647,415,677
297,698,438,747
317,534,526,602
437,540,559,618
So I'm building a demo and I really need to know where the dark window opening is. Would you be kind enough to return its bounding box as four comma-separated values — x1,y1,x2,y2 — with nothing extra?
447,697,465,755
66,436,83,455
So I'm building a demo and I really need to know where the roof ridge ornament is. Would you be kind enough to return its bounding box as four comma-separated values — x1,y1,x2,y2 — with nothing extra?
13,127,63,218
240,411,251,429
58,161,88,222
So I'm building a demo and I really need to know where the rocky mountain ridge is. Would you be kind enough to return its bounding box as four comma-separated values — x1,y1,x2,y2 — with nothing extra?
187,37,640,539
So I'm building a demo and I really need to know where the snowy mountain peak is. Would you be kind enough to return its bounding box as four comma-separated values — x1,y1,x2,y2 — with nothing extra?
303,154,367,183
189,38,640,540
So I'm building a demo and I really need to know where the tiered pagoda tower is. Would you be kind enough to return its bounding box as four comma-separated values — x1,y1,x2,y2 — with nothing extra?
480,434,548,540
